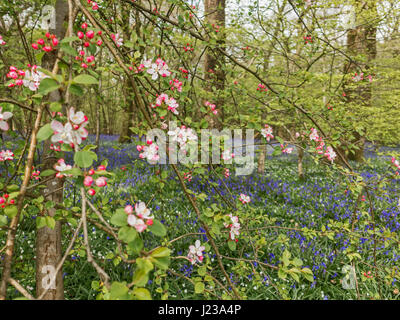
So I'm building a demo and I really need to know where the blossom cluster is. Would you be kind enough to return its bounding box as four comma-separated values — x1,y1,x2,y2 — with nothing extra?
224,214,241,241
280,144,293,154
111,33,123,47
352,72,372,83
183,43,194,52
51,107,88,147
391,157,400,175
76,24,103,69
31,167,40,180
6,65,48,91
204,101,218,115
0,150,14,161
169,78,183,92
261,124,274,141
167,125,198,152
187,240,205,264
304,35,312,44
87,0,99,10
224,168,230,178
143,58,171,80
31,33,59,52
257,83,268,93
83,165,108,196
309,128,337,162
125,201,154,233
239,193,250,204
152,93,179,114
222,150,234,161
0,194,15,208
0,107,13,131
137,140,160,164
54,159,72,178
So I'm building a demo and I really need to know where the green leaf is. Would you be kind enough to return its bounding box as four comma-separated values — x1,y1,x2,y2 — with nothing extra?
110,209,128,227
4,206,17,218
49,102,62,113
228,240,236,251
292,257,303,267
109,282,131,300
69,84,84,96
148,220,166,237
194,282,205,294
118,226,137,243
37,124,53,142
36,217,47,229
132,287,151,300
289,272,300,282
132,269,149,287
0,215,7,226
150,247,170,258
132,258,153,287
151,256,170,270
278,268,287,280
136,257,154,274
62,168,82,176
60,43,78,56
61,36,79,44
40,169,56,177
45,216,56,229
38,78,60,95
73,74,99,85
198,265,207,276
127,236,143,255
74,150,97,168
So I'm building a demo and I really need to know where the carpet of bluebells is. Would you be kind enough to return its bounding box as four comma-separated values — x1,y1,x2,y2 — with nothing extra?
2,135,400,300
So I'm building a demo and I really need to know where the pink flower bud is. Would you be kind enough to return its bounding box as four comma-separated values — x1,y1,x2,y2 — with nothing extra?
97,165,106,171
88,188,96,196
81,23,88,30
86,30,95,39
37,38,45,45
32,43,39,50
52,38,59,46
43,46,53,52
78,31,84,39
88,169,95,175
84,176,93,187
124,205,133,214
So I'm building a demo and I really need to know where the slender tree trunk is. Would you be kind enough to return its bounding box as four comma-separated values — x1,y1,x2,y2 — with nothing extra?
343,0,377,163
36,0,68,300
297,146,304,179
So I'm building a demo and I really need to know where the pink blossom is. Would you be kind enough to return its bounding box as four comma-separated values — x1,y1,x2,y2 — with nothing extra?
95,177,107,187
84,176,93,187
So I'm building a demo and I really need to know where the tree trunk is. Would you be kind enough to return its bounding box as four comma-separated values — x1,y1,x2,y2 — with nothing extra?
36,0,68,300
297,146,304,180
343,0,377,163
